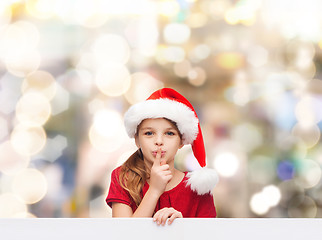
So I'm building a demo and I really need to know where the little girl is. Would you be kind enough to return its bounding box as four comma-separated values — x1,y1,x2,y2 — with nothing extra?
106,88,218,225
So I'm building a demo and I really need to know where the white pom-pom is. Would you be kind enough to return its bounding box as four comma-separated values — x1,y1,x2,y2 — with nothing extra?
186,167,219,195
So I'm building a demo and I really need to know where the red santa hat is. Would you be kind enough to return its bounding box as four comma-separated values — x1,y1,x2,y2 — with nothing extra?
124,88,218,195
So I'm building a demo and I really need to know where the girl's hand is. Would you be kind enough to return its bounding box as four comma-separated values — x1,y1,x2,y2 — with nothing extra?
149,148,172,196
153,207,183,226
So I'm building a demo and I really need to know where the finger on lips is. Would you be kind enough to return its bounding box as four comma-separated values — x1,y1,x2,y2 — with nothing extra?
153,148,162,166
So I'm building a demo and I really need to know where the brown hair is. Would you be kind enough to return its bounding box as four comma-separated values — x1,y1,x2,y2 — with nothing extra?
119,118,182,207
119,149,146,206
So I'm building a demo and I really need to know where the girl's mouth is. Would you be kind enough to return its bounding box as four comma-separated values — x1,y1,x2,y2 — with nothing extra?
152,151,166,157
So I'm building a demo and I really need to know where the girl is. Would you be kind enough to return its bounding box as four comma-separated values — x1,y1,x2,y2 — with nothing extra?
106,88,218,225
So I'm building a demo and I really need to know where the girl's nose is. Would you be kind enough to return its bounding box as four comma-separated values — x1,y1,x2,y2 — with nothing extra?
155,134,163,146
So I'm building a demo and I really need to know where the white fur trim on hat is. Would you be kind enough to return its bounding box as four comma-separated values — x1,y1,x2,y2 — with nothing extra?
186,167,219,195
124,98,199,145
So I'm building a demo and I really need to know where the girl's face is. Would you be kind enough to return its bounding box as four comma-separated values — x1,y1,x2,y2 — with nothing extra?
135,118,184,166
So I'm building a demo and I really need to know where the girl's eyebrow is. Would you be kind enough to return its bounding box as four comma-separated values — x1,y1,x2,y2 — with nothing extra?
139,127,153,131
140,127,177,131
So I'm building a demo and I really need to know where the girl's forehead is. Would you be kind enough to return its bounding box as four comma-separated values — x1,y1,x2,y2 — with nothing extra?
139,118,176,128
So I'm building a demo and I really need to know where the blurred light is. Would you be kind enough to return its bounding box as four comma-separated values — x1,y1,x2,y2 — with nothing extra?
297,159,322,189
231,71,250,106
50,83,70,115
275,134,307,159
250,192,269,215
0,116,8,141
95,64,131,97
93,110,122,138
292,123,320,148
0,73,22,114
124,18,158,57
117,150,136,167
88,98,106,115
187,67,207,86
26,0,56,19
288,196,317,218
10,125,47,156
0,21,41,77
278,180,304,208
0,193,27,218
0,21,39,62
0,141,30,175
124,72,164,104
214,152,240,177
224,4,257,26
246,45,268,67
53,0,109,26
295,95,322,126
157,0,180,17
285,41,317,78
231,123,263,152
163,23,191,44
249,155,276,184
189,44,211,62
12,168,48,204
277,160,295,181
0,2,12,27
157,46,186,63
89,110,126,153
201,0,230,20
22,71,57,100
224,8,239,25
16,92,51,127
295,97,316,127
293,44,315,70
260,0,322,41
319,40,322,50
99,0,155,15
250,185,281,215
73,0,109,28
173,60,191,78
261,74,288,101
263,91,297,131
92,34,130,65
262,185,281,207
42,164,63,200
5,50,41,77
215,52,244,70
56,69,93,97
186,13,208,28
37,135,68,163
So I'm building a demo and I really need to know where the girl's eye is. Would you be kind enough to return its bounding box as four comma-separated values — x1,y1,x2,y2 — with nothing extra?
166,131,175,136
144,131,153,136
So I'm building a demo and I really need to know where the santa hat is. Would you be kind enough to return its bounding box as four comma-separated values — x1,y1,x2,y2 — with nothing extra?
124,88,218,195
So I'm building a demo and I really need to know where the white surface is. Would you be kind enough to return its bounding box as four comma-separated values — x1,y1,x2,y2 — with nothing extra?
1,218,322,240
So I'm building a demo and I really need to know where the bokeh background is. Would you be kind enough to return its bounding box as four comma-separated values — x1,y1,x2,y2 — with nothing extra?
1,0,322,218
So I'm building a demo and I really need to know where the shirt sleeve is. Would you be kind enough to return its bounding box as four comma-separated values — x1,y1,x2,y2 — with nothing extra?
106,167,133,209
195,193,217,218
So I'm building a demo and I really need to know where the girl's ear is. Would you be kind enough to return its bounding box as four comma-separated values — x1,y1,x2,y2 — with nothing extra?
135,136,140,148
179,141,184,149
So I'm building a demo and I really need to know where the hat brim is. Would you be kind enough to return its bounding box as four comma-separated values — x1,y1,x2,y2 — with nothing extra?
124,98,199,145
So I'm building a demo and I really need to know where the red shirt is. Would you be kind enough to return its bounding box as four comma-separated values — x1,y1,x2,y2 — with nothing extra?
106,166,217,217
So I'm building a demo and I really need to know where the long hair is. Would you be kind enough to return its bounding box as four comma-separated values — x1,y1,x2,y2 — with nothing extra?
119,118,182,207
119,149,146,207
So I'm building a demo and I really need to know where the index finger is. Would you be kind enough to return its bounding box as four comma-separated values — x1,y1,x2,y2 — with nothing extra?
153,148,162,166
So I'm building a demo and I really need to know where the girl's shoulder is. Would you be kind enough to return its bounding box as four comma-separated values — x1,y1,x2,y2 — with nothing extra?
111,166,122,178
112,165,122,174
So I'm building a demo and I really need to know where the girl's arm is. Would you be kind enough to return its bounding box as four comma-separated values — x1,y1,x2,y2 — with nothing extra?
112,188,160,217
113,149,172,218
